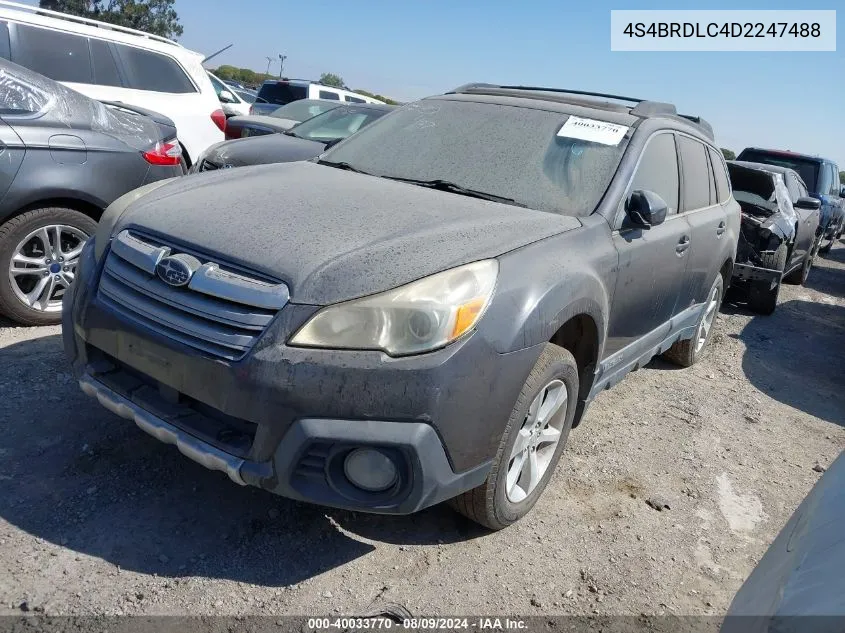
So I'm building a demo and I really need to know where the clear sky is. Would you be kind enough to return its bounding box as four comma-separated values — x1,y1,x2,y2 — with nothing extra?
30,0,845,166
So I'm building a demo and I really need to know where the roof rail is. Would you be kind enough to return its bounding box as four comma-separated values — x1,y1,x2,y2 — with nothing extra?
451,83,648,104
678,114,714,140
0,0,181,46
451,83,715,140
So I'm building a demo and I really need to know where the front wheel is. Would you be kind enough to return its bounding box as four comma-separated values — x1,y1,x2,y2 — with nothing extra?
450,344,579,530
662,273,724,368
783,247,814,285
818,222,837,254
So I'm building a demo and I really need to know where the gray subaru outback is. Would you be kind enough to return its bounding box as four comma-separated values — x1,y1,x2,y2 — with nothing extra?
63,84,740,529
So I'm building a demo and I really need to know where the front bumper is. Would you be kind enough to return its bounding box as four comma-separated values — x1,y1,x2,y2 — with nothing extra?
63,241,542,514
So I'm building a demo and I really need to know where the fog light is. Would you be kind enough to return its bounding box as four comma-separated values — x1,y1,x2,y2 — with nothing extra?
343,448,398,492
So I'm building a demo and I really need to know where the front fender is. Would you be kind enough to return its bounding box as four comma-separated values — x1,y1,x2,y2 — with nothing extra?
478,218,615,360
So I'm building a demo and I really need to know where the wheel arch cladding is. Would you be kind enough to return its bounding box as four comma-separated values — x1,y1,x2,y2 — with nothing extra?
720,257,734,288
549,312,600,414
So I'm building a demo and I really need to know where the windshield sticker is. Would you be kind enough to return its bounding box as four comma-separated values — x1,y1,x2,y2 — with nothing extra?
557,116,629,146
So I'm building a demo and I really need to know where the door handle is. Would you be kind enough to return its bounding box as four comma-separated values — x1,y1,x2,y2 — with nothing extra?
716,221,726,236
676,235,691,255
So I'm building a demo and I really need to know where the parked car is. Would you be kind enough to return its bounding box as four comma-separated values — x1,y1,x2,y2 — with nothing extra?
224,98,342,140
727,161,822,314
249,79,383,116
721,450,845,632
206,70,250,118
64,84,738,530
0,59,184,326
233,88,256,104
222,79,245,91
736,148,844,254
0,0,226,166
193,103,394,172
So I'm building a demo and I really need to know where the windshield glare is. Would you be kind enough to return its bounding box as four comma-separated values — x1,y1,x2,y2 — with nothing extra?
270,100,340,122
291,106,385,143
321,100,627,216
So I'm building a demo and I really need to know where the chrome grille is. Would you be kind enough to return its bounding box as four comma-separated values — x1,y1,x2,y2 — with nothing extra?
198,158,220,172
98,230,288,360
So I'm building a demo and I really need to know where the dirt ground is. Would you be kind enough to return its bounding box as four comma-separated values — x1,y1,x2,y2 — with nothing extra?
0,244,843,620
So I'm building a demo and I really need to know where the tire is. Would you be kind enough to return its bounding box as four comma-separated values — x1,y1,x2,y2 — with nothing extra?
818,223,836,254
747,243,787,315
0,207,97,326
783,247,814,286
449,343,579,530
662,273,724,368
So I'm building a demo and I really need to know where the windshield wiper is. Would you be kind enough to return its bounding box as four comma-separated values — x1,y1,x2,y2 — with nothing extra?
316,159,371,175
383,177,526,207
282,129,301,138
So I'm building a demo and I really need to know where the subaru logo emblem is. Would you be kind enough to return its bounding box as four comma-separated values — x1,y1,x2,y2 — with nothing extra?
222,164,234,169
156,255,194,287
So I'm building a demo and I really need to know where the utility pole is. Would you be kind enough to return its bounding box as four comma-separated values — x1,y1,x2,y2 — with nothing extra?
264,56,273,79
278,54,287,79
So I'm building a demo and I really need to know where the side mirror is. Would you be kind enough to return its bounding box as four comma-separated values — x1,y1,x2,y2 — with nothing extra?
627,189,668,229
219,90,236,104
795,196,821,211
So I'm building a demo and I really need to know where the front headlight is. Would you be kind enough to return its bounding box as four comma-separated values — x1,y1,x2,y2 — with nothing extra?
289,260,498,356
93,178,177,260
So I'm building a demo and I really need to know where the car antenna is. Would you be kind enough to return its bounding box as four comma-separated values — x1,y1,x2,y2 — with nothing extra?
202,44,233,65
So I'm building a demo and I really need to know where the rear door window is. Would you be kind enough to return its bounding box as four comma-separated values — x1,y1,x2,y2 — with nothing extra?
13,24,93,84
346,95,365,103
113,43,195,93
89,39,122,87
708,148,730,203
678,136,711,211
629,132,679,215
256,82,308,105
318,90,340,100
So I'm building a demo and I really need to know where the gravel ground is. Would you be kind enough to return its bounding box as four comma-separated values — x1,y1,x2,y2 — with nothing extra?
0,243,843,619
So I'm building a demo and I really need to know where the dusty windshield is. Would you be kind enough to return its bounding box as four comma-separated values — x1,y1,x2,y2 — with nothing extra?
321,99,628,216
270,99,340,122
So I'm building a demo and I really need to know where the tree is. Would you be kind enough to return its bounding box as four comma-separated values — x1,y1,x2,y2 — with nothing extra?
840,171,844,185
319,72,345,88
39,0,183,39
721,148,736,160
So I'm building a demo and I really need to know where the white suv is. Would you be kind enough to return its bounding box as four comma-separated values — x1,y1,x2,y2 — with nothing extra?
0,0,225,166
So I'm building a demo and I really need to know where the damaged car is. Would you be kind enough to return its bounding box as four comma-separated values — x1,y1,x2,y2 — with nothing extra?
727,161,821,315
63,84,738,529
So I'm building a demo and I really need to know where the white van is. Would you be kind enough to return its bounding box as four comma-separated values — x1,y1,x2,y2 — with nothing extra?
0,0,225,166
250,79,384,116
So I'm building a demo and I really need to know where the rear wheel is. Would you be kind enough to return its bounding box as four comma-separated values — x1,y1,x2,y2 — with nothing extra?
662,273,723,368
747,243,787,315
450,344,578,530
0,207,96,326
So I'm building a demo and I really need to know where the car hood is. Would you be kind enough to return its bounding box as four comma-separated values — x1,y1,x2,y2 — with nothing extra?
114,161,581,305
203,134,326,167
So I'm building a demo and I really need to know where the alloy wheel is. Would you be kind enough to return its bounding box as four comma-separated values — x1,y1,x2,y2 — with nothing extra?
506,379,568,503
695,283,721,353
8,224,88,313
